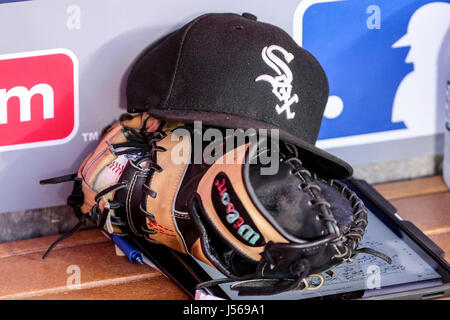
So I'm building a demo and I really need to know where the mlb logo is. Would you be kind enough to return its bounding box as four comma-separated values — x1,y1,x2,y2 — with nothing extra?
0,49,79,152
294,0,450,148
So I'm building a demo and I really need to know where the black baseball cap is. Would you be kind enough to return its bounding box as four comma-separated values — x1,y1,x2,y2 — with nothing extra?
126,12,353,179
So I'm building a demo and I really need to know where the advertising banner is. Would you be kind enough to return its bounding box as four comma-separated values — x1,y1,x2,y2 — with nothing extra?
0,0,447,212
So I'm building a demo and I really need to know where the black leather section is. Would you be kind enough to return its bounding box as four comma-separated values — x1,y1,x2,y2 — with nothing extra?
257,241,342,280
174,213,198,252
251,177,370,288
114,163,149,236
248,159,327,240
174,161,210,252
316,179,354,234
175,163,210,213
189,195,257,278
172,133,370,295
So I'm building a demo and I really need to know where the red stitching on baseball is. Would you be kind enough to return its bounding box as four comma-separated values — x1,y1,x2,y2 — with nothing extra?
107,161,125,175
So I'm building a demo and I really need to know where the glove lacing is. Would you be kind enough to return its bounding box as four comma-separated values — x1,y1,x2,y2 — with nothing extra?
97,118,167,239
39,116,167,258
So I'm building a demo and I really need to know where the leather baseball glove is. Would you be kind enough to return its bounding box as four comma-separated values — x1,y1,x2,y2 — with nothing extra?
41,113,391,296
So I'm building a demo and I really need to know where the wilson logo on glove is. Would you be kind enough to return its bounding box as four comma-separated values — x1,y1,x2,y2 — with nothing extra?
212,173,264,247
0,49,78,152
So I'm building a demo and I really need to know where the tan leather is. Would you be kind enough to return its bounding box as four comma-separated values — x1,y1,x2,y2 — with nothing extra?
77,114,161,215
122,113,144,129
190,239,214,268
197,143,289,262
77,123,124,214
145,130,191,254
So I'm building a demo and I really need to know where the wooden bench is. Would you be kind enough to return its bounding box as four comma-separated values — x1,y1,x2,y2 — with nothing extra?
0,176,448,300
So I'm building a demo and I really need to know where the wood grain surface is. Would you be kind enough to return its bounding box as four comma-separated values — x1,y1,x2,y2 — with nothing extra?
0,176,448,300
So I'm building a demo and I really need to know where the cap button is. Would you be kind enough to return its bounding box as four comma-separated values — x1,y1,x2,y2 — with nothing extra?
242,12,257,21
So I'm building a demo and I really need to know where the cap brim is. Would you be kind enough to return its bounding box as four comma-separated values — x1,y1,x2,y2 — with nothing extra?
277,128,353,179
148,109,353,179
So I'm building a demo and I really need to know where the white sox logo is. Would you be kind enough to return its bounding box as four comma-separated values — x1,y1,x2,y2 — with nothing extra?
255,45,299,120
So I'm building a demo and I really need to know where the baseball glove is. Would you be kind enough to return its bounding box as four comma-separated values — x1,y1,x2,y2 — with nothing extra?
41,113,391,296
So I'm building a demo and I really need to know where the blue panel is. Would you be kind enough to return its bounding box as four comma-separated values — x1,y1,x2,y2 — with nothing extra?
301,0,446,139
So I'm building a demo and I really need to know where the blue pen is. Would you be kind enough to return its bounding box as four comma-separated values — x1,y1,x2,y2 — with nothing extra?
111,234,143,264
